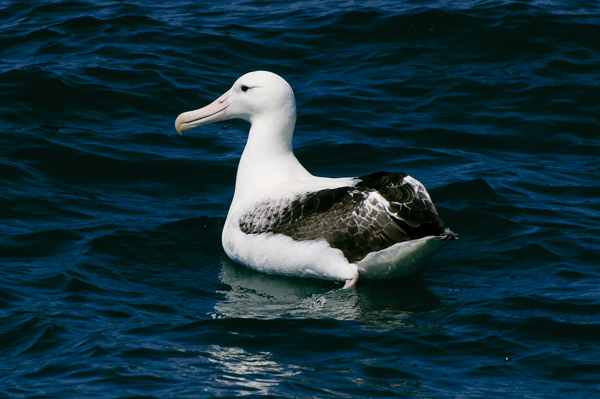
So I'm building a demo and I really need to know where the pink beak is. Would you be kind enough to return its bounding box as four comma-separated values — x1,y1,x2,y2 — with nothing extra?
175,90,231,134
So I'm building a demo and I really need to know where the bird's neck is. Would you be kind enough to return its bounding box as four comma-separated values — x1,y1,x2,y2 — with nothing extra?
230,113,312,209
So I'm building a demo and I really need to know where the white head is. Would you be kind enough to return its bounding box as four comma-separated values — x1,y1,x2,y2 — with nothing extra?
175,71,296,134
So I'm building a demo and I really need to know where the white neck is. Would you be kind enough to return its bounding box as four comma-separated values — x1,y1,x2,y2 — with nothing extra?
229,111,312,211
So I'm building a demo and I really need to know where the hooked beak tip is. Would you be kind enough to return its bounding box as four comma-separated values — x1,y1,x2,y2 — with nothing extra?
175,114,187,135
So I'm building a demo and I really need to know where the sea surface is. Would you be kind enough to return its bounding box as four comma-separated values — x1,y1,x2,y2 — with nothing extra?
1,1,599,398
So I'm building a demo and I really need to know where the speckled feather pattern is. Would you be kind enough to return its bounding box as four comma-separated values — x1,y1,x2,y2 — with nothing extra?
239,172,446,263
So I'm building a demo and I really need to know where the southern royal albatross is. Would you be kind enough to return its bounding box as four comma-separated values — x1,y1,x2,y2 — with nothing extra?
175,71,455,288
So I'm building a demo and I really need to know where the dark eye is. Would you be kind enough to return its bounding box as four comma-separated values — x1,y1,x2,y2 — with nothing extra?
241,85,249,92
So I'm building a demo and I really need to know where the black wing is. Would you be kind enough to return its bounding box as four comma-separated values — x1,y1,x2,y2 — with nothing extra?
238,171,446,263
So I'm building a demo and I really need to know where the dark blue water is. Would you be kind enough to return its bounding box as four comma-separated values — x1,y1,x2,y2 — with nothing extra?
1,1,599,397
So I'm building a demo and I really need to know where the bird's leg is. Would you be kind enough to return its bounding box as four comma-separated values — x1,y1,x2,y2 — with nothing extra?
342,272,359,289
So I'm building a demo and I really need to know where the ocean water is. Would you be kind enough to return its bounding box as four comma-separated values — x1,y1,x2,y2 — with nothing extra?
1,0,599,397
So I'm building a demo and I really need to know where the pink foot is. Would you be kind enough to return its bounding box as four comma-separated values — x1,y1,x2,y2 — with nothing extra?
342,272,359,289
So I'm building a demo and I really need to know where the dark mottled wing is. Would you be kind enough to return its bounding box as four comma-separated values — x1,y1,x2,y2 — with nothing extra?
238,171,446,263
358,171,445,238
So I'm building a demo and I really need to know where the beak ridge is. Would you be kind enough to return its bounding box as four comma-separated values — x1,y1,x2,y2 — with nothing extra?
175,90,231,134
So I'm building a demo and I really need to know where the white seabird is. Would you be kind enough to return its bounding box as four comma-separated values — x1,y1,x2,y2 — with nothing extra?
175,71,455,288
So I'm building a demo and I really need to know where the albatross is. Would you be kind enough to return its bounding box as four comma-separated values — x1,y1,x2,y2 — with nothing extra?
175,71,455,288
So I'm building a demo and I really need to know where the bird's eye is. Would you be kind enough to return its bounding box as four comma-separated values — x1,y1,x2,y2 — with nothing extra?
241,85,249,92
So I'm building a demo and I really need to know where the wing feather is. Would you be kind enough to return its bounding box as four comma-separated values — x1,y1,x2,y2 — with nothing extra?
238,171,446,263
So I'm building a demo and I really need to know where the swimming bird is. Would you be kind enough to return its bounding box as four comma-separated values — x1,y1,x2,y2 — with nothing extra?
175,71,455,288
